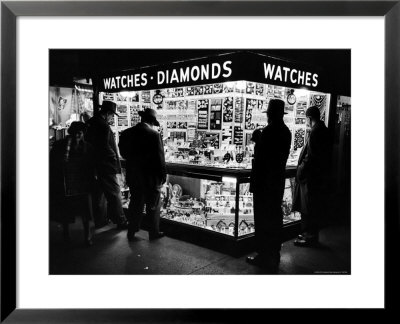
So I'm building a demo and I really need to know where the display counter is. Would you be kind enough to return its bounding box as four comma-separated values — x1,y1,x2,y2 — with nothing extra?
159,162,299,241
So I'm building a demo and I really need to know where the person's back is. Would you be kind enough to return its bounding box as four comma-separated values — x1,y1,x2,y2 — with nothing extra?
307,120,331,188
84,102,127,229
246,99,292,272
125,122,164,185
293,106,332,247
254,120,291,193
86,114,120,175
124,109,166,241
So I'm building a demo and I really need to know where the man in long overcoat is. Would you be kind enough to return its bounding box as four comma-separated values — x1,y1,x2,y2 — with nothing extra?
85,101,128,229
293,106,332,246
247,99,291,271
118,108,167,241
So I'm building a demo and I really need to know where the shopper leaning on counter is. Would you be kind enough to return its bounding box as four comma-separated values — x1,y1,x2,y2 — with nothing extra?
292,106,332,247
50,121,95,246
118,108,167,241
85,101,129,230
247,99,291,272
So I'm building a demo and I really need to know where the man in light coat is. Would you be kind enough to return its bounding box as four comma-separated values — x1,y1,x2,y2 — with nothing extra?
293,106,332,246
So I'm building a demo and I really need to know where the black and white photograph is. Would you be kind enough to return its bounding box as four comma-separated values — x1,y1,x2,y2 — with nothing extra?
47,48,351,276
2,1,398,320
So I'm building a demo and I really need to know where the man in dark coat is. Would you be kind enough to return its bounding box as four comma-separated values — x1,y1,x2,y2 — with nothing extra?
247,99,292,271
85,101,128,229
119,108,166,241
293,106,332,246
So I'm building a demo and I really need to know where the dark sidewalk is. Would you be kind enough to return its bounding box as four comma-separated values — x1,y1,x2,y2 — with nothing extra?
49,220,350,275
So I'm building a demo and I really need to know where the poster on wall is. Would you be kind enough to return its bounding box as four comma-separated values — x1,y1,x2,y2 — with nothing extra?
222,97,233,122
176,100,187,111
296,101,307,117
245,99,257,130
130,104,140,127
186,87,195,96
221,125,233,144
294,128,306,150
118,117,129,127
213,83,223,94
188,100,196,112
117,104,128,115
204,84,213,95
233,126,244,145
167,121,177,129
210,99,222,130
170,131,186,142
174,88,184,98
246,82,255,94
257,99,266,111
187,123,197,142
309,94,327,121
223,82,234,93
273,86,285,99
141,91,151,103
195,86,205,96
49,87,73,126
266,85,274,98
255,83,265,96
284,103,295,115
295,118,306,125
197,99,209,130
177,122,188,129
234,97,243,123
102,92,115,102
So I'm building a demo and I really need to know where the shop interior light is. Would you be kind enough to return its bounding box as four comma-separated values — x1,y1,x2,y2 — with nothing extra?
235,80,246,91
119,91,136,98
222,176,237,184
295,88,309,97
74,84,93,93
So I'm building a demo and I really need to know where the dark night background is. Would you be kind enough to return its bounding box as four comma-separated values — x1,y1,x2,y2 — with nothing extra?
49,49,351,96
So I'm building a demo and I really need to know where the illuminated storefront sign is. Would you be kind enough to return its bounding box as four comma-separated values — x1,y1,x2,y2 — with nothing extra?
98,52,326,93
102,61,232,91
263,63,318,87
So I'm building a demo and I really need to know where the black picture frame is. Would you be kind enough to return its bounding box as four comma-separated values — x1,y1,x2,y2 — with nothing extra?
1,0,399,321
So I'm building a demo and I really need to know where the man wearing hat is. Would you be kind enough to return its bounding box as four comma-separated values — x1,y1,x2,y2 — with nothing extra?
247,99,291,272
85,101,128,229
292,106,332,246
118,108,166,241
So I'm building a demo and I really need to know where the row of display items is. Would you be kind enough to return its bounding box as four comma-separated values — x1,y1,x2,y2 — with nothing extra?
103,81,330,168
157,175,301,237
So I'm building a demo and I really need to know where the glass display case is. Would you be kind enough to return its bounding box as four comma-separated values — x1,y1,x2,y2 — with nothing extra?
158,163,300,240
